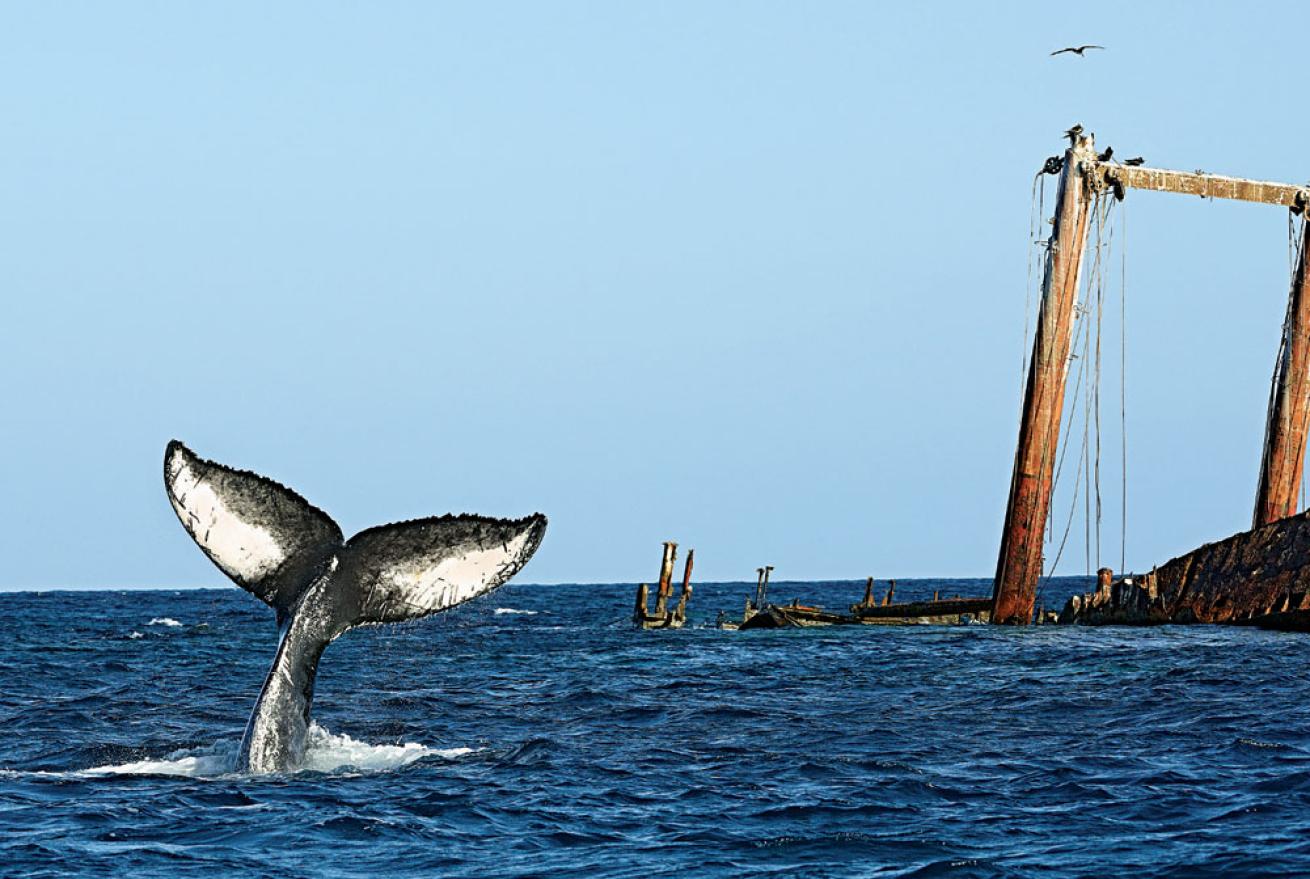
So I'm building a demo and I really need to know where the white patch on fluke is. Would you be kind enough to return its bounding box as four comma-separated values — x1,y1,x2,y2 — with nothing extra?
384,529,536,614
167,451,285,582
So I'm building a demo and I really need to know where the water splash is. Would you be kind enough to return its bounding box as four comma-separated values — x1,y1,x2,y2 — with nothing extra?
83,740,238,777
299,724,473,773
81,725,473,778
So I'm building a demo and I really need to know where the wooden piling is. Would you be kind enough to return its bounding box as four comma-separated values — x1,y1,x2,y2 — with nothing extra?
654,541,677,617
1255,222,1310,527
762,565,774,608
992,136,1096,625
633,583,649,624
862,577,875,608
674,549,695,622
754,567,765,609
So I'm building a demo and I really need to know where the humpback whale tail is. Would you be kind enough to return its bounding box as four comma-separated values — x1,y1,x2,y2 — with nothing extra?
163,440,546,772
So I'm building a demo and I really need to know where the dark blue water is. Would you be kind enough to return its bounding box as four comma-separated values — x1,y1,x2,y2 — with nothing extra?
4,578,1310,878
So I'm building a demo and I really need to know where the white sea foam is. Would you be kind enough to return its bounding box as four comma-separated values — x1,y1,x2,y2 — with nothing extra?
127,631,144,640
147,617,183,627
298,724,473,773
494,607,538,616
80,724,473,778
84,740,238,777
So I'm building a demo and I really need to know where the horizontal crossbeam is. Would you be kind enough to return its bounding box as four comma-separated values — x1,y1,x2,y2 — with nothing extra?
1091,162,1310,209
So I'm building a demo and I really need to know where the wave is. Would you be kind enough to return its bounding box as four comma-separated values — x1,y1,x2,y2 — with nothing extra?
494,608,539,616
147,617,183,627
79,724,474,778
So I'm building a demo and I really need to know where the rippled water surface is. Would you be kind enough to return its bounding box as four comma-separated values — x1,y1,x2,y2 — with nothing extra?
4,578,1310,878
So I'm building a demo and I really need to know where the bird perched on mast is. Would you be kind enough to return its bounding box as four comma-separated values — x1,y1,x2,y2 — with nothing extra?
1124,156,1145,166
1097,146,1114,162
1051,44,1105,57
1064,123,1083,144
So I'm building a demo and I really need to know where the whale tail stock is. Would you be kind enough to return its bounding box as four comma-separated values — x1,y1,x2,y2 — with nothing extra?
163,440,546,771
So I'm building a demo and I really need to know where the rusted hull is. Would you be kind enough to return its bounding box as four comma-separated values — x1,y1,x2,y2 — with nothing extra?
739,606,853,629
739,597,993,629
635,613,686,630
1061,512,1310,626
854,597,992,625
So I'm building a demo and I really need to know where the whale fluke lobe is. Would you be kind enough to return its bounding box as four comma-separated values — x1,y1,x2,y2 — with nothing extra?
340,514,548,626
164,440,342,620
162,440,547,772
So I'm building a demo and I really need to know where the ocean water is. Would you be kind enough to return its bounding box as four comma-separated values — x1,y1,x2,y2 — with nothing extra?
3,577,1310,878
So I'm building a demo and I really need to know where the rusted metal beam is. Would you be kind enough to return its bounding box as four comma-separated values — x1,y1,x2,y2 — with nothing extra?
1094,163,1310,209
993,138,1097,625
1254,224,1310,527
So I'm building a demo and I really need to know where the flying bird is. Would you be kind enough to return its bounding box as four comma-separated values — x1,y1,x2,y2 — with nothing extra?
1051,45,1105,57
1124,157,1145,166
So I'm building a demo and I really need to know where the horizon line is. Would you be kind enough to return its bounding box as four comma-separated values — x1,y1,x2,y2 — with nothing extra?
0,574,1101,594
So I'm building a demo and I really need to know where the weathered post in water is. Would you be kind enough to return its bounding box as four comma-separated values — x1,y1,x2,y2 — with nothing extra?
1255,223,1310,527
654,541,677,618
762,565,774,608
862,576,875,608
992,136,1096,625
633,583,650,624
674,549,694,623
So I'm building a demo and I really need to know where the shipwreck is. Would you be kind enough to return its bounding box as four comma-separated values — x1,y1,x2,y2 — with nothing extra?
993,132,1310,629
717,131,1310,631
633,541,694,629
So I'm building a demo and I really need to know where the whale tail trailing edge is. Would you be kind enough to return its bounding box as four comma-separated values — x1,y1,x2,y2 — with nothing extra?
164,440,547,631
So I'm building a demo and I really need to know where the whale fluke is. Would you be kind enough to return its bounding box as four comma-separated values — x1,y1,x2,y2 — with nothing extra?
339,515,546,626
165,440,342,622
163,440,547,772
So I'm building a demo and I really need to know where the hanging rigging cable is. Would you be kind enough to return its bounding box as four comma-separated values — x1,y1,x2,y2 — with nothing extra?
1093,194,1113,572
1294,215,1307,515
1041,189,1119,601
1120,192,1128,575
1256,213,1303,517
1021,172,1048,401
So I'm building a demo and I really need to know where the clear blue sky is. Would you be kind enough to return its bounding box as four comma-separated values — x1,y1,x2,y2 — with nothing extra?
4,1,1309,588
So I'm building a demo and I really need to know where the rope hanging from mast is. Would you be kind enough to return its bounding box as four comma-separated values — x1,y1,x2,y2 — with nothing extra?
1039,182,1127,602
